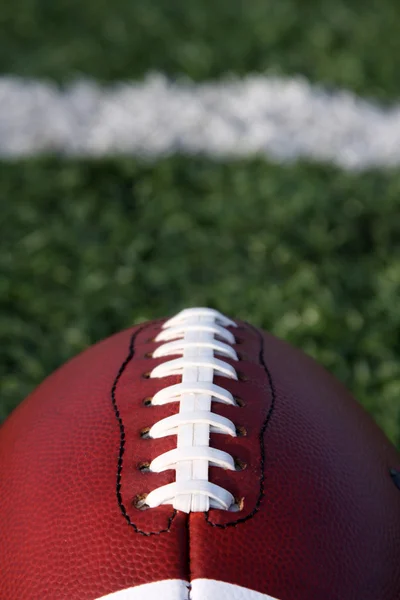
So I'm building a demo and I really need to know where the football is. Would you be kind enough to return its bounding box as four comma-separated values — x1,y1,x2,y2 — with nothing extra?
1,307,399,600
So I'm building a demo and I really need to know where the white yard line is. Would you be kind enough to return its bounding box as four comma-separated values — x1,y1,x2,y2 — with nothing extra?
1,74,400,169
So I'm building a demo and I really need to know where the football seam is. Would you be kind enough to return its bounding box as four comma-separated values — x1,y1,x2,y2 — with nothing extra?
111,320,178,537
111,317,276,535
204,321,277,528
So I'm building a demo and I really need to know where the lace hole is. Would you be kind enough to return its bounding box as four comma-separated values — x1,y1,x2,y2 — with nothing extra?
143,397,153,407
142,371,151,379
140,427,151,439
144,352,154,359
133,493,150,510
138,462,151,473
235,425,247,437
234,396,245,407
234,458,247,471
230,496,245,512
237,372,248,382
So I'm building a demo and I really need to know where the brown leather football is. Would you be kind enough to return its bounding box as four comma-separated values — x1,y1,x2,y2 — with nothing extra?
1,307,399,599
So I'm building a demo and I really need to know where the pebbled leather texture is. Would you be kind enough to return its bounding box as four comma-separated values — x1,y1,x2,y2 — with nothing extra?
0,322,188,600
0,317,399,599
190,322,400,599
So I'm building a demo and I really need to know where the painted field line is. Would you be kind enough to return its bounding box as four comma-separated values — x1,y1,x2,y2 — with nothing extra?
1,74,400,169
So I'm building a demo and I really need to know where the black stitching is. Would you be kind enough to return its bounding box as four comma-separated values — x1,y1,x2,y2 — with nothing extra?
205,321,276,528
111,321,177,536
112,317,275,532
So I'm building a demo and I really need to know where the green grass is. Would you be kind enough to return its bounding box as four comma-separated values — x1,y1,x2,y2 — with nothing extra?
1,157,399,447
1,0,400,100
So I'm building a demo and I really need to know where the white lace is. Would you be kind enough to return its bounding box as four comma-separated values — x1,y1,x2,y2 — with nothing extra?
144,307,240,513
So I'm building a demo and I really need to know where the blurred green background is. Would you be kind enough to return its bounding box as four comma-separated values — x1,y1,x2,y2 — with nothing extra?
1,0,399,448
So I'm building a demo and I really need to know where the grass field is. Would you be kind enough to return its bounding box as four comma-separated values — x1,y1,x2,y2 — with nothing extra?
2,0,400,100
1,1,399,448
